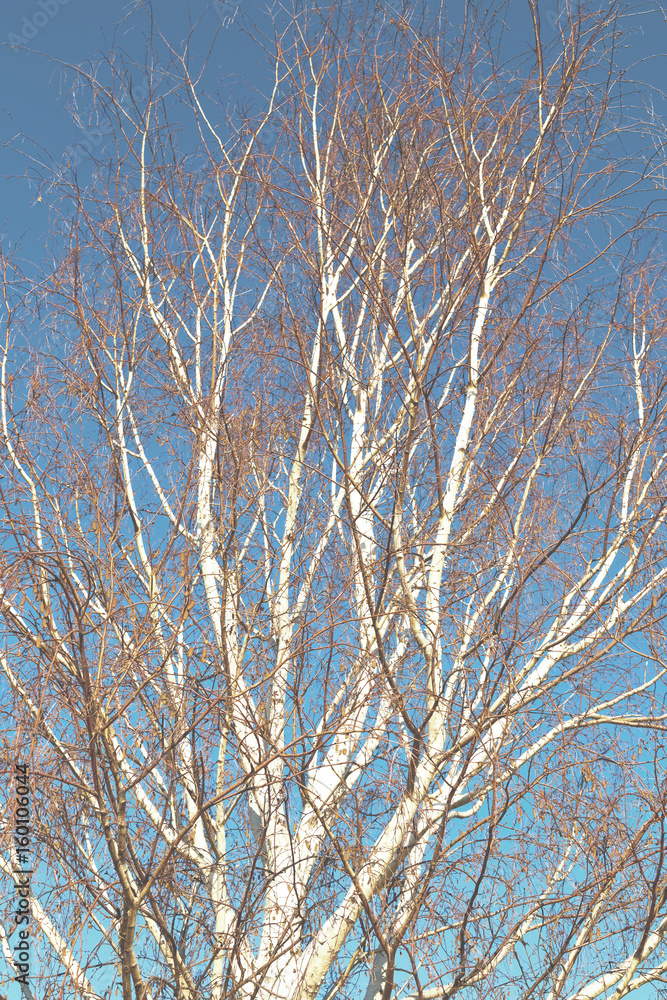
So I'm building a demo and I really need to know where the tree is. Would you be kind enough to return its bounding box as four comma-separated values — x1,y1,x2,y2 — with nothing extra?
1,2,667,999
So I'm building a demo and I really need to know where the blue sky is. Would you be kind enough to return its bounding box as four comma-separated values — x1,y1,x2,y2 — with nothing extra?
2,0,667,268
0,0,264,268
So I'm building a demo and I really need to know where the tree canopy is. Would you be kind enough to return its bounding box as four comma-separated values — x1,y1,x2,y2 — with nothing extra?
2,3,667,1000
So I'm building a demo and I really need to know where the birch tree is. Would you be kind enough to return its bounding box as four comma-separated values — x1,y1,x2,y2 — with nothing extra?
2,3,667,999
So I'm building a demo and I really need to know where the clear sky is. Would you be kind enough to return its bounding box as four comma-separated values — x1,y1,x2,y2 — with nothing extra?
2,0,667,269
0,0,270,270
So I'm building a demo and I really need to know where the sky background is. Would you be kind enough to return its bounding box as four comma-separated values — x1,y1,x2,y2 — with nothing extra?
2,1,667,998
2,0,667,271
0,0,265,271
